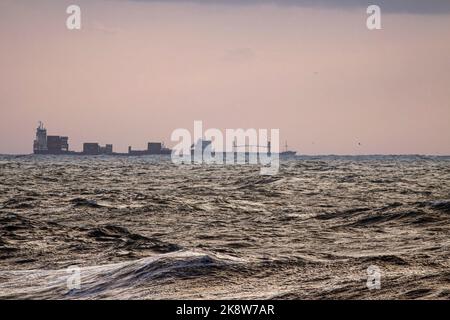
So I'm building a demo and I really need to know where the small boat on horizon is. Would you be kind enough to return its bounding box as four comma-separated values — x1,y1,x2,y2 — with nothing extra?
280,141,297,157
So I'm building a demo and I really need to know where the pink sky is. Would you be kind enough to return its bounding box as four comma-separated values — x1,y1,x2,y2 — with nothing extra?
1,0,449,154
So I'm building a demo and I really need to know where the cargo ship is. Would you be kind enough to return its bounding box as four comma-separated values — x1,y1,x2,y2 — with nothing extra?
32,122,296,158
33,122,171,156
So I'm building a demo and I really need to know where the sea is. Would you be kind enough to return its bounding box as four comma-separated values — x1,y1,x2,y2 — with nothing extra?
0,155,449,299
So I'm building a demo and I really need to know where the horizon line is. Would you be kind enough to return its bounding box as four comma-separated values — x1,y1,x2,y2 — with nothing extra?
1,153,449,157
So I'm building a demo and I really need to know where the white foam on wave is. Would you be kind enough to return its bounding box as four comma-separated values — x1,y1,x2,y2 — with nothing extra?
0,250,247,299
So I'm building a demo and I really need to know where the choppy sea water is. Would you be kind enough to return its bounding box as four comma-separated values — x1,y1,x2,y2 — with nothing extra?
0,155,449,300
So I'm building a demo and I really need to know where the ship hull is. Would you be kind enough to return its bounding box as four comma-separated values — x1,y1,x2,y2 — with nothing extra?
280,151,297,157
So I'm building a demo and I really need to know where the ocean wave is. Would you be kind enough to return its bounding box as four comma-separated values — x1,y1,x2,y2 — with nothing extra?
0,250,245,299
351,210,437,226
1,197,38,209
70,198,104,208
86,225,182,253
424,200,450,213
316,200,450,227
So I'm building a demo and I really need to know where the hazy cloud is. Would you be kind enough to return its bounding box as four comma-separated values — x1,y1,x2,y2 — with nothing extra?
128,0,450,14
223,48,256,63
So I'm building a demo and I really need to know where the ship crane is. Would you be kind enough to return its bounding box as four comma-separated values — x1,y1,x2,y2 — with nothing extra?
232,139,272,154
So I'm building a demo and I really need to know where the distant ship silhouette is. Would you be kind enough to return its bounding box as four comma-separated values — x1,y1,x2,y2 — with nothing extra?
280,141,297,157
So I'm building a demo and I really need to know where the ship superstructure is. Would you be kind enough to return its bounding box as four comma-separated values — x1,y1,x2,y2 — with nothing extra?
280,141,297,157
33,121,48,153
33,122,70,154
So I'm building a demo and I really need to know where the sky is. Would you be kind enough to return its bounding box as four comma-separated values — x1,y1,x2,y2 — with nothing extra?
0,0,449,155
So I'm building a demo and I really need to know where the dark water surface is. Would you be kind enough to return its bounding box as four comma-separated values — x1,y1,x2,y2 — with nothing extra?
0,155,449,299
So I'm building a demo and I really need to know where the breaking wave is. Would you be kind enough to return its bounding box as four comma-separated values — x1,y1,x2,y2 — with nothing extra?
0,250,247,299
